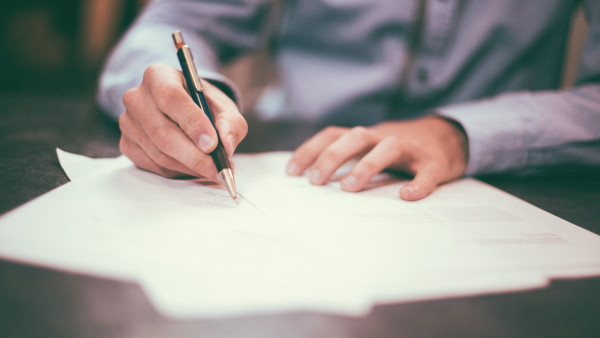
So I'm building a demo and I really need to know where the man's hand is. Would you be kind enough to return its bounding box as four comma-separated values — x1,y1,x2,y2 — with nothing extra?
119,64,247,179
286,116,469,201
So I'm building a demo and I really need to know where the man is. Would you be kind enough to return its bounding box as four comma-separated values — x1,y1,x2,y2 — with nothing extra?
97,0,600,201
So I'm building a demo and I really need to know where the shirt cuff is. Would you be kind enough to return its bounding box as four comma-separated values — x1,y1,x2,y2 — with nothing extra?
435,95,529,176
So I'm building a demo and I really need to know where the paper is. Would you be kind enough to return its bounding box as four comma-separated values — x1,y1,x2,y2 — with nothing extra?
0,150,599,319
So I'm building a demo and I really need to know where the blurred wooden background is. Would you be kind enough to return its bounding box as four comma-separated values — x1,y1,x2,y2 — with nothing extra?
0,0,147,95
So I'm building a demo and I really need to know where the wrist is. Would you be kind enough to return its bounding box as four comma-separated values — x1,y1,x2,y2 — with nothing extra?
430,115,470,172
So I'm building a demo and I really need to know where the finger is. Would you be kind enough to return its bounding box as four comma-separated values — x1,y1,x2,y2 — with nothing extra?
204,81,248,158
120,135,187,178
340,136,404,192
143,64,219,153
125,84,218,179
119,112,199,177
307,126,376,185
121,84,217,179
215,118,246,158
399,164,443,201
286,126,346,176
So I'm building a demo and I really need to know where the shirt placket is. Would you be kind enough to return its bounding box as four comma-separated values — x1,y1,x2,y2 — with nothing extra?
408,0,458,93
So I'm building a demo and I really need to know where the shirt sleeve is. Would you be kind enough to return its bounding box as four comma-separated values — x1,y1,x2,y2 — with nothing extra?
437,2,600,176
96,0,272,120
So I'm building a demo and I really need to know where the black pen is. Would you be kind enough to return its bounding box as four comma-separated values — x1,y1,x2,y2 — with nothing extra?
172,31,237,200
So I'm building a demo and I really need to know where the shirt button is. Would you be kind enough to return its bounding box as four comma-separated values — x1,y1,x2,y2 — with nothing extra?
417,68,429,83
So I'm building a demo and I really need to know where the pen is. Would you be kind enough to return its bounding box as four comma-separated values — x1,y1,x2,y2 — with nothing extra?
172,31,237,200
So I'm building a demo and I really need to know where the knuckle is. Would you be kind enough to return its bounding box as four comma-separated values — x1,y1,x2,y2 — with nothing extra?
143,64,164,83
323,126,343,135
118,113,128,132
118,111,135,131
220,115,248,143
122,87,140,110
148,125,174,149
349,126,369,138
215,118,229,133
321,147,343,163
154,86,180,114
179,112,202,133
349,126,374,144
119,137,130,156
358,157,379,173
234,115,248,138
118,111,127,123
382,136,404,149
239,123,249,140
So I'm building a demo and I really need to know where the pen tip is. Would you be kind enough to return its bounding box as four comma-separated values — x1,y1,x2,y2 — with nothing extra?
219,169,237,201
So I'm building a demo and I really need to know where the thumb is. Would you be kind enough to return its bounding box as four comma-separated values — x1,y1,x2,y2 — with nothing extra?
399,165,442,201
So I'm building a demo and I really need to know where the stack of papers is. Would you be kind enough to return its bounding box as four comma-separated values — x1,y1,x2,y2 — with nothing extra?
0,150,599,318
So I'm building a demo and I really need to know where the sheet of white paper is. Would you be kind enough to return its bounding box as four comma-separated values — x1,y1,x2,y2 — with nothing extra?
233,153,600,302
5,150,368,317
0,150,598,319
56,148,117,181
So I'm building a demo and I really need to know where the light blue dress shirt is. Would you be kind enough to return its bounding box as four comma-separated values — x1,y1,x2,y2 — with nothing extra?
98,0,600,176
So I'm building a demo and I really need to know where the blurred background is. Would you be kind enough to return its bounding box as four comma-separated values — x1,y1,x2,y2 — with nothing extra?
0,0,272,112
0,0,149,96
0,1,589,107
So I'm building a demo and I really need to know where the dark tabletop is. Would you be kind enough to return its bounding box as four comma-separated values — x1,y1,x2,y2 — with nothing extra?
0,93,599,338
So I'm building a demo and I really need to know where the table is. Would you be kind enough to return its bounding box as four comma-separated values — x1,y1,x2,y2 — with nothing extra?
1,93,599,338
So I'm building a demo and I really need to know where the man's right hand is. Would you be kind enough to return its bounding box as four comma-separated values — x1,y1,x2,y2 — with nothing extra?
119,64,247,180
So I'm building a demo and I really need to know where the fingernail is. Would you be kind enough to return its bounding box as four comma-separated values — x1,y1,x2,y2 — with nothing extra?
286,161,300,175
400,185,415,199
198,134,214,153
341,175,357,190
309,169,321,184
